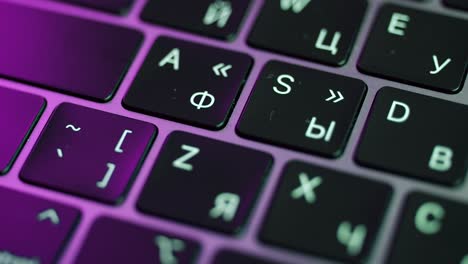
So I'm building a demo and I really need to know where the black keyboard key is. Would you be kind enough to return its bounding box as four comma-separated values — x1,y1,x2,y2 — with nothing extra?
387,192,468,264
248,0,367,66
0,2,142,101
444,0,468,11
260,161,392,262
75,217,200,264
356,87,468,186
123,37,252,130
358,4,468,93
55,0,133,14
141,0,251,40
213,250,280,264
137,131,272,234
0,186,80,264
237,61,366,158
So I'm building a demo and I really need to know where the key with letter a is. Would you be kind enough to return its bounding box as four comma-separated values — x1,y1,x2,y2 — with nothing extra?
123,37,252,130
356,87,468,186
358,4,468,93
260,161,391,263
248,0,367,66
137,131,272,234
387,192,468,264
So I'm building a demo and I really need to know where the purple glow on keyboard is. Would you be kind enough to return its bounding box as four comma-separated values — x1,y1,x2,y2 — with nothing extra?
0,0,466,264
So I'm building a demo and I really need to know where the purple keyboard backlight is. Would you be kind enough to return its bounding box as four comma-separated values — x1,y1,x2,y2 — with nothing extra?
0,0,466,264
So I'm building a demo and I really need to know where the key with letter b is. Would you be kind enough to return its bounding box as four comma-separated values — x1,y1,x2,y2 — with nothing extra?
356,87,468,186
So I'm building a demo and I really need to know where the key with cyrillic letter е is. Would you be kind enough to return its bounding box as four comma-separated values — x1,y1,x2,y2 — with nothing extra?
260,161,392,263
356,87,468,186
358,4,468,93
387,192,468,264
248,0,367,66
75,217,200,264
21,103,156,204
137,131,272,234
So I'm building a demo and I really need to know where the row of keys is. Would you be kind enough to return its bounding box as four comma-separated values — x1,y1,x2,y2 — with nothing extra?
0,2,465,108
3,167,467,263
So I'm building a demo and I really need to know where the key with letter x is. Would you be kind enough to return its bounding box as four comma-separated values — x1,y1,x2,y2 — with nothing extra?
21,103,156,203
260,161,392,262
137,131,272,233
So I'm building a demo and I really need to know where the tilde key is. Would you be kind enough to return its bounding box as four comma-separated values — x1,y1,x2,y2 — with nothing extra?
123,36,252,130
21,103,156,204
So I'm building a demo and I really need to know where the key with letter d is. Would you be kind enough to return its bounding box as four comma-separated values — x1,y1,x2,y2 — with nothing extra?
356,87,468,186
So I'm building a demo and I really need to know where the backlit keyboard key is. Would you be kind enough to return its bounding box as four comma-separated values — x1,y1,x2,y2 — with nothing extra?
138,131,272,234
123,37,252,130
248,0,367,66
356,87,468,186
237,61,366,158
75,217,200,264
387,192,468,264
0,87,45,174
21,103,156,204
141,0,252,40
260,161,392,262
0,186,80,264
55,0,134,14
0,2,142,101
358,4,468,93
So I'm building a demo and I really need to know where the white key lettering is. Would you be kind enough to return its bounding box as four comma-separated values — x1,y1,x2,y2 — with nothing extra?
429,55,451,75
159,48,181,71
280,0,311,13
305,117,336,142
387,101,410,123
203,1,232,28
155,235,185,264
209,192,240,222
273,74,294,95
172,145,200,171
315,28,341,55
415,202,445,235
337,221,367,256
290,173,322,204
388,13,410,36
114,129,133,153
96,163,116,189
429,145,453,172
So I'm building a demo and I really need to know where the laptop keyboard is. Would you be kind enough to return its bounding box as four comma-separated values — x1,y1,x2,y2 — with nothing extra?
0,0,466,264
